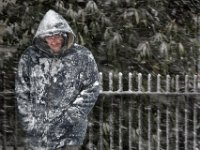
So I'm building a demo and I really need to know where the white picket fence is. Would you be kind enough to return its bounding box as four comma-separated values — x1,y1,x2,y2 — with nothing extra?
86,72,200,150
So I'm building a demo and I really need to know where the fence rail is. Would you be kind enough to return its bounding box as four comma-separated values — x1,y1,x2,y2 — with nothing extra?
0,72,200,95
0,72,200,150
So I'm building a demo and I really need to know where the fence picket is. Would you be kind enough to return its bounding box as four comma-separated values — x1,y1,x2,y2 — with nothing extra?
193,104,197,150
99,72,103,92
176,75,180,93
2,72,6,150
166,75,170,92
128,73,133,91
138,73,142,92
118,72,123,92
147,106,151,150
99,99,103,150
157,106,161,150
157,74,161,93
138,105,142,150
185,75,189,93
147,74,151,92
166,107,169,150
109,97,114,150
193,75,197,92
184,104,188,150
128,99,133,150
119,98,123,150
109,72,113,91
175,105,179,150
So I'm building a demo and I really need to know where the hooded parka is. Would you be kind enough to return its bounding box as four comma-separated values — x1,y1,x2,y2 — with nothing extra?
15,10,100,150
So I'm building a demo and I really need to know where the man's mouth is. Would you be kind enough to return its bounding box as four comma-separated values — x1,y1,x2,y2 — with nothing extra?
51,43,60,47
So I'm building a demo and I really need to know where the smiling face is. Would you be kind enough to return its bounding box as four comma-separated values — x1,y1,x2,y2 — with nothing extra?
45,34,64,53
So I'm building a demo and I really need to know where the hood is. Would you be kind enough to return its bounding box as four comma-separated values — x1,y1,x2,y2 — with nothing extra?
33,9,75,55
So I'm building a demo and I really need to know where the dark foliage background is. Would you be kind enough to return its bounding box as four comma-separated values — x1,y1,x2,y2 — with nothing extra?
1,0,200,74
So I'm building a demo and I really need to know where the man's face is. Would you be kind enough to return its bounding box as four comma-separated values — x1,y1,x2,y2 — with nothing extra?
45,34,64,53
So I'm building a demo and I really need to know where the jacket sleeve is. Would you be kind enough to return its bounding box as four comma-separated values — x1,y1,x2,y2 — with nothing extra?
15,51,35,134
66,53,100,123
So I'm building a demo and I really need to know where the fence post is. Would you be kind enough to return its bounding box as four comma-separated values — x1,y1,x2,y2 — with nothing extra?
184,101,188,150
128,73,133,91
138,105,142,150
176,75,180,92
109,97,114,150
14,94,18,150
157,104,161,150
99,72,103,92
2,72,7,150
166,75,170,92
185,75,189,93
118,97,123,150
175,102,179,150
128,98,133,150
99,97,103,150
138,73,142,92
0,72,3,150
157,74,161,93
166,107,169,150
147,74,151,92
193,104,197,150
193,75,197,92
147,105,151,150
118,72,123,92
109,72,113,91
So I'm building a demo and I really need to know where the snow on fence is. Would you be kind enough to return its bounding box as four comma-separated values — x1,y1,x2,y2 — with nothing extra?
99,72,200,95
0,72,200,150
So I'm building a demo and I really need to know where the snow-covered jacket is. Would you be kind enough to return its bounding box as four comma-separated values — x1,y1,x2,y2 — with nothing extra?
15,10,100,150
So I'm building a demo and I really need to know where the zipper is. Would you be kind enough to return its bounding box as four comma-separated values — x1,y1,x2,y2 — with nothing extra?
45,57,58,149
45,58,53,150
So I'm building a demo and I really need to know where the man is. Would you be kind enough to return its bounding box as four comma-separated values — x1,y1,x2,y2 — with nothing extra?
15,9,100,150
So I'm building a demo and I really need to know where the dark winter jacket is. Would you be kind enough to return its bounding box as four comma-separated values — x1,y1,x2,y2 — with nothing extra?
15,10,100,150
